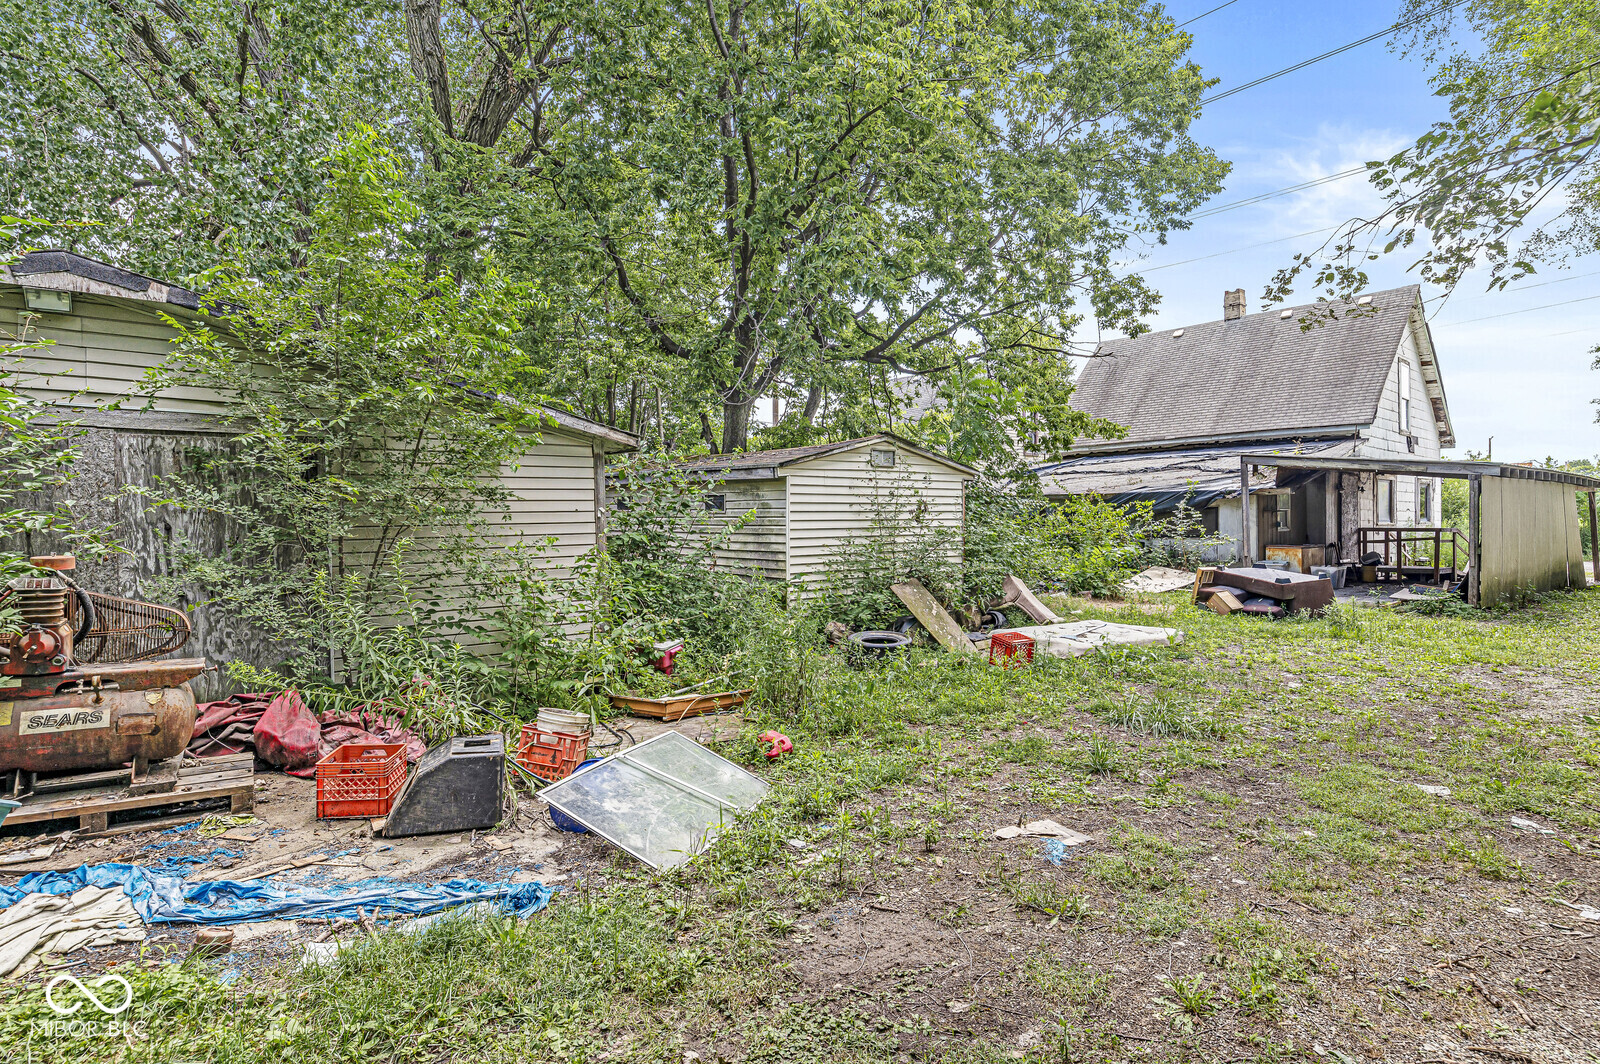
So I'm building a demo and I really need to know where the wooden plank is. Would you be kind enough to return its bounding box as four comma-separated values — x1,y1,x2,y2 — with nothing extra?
1208,590,1242,616
3,779,255,827
891,580,979,655
1467,475,1481,606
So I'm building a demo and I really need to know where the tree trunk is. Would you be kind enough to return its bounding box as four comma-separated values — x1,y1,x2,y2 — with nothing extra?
802,384,824,424
721,395,751,453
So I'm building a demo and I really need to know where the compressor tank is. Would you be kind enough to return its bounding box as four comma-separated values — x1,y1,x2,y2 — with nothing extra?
0,679,199,774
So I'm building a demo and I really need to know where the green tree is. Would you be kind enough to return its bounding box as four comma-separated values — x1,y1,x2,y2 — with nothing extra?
532,0,1225,453
1269,2,1599,308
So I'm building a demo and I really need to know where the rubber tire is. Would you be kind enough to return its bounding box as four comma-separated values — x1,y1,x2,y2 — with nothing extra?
847,630,912,653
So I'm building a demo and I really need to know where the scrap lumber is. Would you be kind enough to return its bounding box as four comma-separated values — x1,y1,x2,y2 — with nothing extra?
891,580,980,655
1000,574,1063,625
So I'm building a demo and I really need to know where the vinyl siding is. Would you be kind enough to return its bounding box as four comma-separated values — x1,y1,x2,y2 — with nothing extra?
784,443,971,589
1358,328,1443,526
339,428,601,658
2,287,233,415
698,479,787,580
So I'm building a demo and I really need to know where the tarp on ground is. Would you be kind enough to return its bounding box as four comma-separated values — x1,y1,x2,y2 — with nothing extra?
0,864,554,925
189,691,427,776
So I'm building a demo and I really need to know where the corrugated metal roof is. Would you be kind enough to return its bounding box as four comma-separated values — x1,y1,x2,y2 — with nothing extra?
1036,437,1359,503
1072,286,1425,445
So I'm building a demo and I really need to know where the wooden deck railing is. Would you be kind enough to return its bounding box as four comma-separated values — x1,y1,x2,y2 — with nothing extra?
1355,527,1467,584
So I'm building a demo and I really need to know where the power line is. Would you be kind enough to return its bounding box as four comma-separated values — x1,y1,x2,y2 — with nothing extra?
1177,0,1238,29
1201,0,1467,105
1135,225,1340,273
1436,291,1600,326
1191,166,1368,219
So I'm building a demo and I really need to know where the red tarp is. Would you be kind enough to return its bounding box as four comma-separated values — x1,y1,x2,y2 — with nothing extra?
189,691,427,777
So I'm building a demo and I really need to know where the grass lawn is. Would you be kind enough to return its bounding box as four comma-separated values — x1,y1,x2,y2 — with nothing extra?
6,588,1599,1063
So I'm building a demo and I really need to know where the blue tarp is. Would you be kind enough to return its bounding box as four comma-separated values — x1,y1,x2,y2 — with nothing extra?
0,863,554,925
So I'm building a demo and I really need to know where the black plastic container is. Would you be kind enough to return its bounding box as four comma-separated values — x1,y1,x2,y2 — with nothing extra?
381,734,505,837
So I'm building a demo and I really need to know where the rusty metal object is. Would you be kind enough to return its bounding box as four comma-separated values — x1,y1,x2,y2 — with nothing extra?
0,682,198,774
69,591,191,664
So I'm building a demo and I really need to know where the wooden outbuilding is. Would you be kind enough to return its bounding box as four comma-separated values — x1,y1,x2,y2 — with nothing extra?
1,251,637,689
666,435,979,590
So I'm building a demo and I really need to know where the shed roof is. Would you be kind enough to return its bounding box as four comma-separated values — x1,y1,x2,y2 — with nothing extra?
674,434,979,478
1072,284,1454,448
2,250,639,453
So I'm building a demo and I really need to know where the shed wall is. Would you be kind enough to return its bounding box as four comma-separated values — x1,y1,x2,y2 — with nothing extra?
784,444,970,589
1477,478,1587,605
697,479,787,580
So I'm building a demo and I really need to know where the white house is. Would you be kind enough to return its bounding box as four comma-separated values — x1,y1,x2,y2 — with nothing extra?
1,250,637,682
1036,286,1455,564
663,434,978,590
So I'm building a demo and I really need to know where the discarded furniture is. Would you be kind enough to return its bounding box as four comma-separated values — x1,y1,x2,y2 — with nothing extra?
538,732,769,869
1001,574,1064,623
315,742,408,819
382,734,505,837
1262,544,1329,574
1241,454,1599,607
1197,566,1334,613
608,689,750,721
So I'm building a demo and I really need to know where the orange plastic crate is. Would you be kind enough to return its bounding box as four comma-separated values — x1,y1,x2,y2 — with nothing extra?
514,725,589,781
988,631,1035,667
315,742,408,819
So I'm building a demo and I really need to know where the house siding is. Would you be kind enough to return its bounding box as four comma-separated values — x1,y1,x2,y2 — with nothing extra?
1358,326,1443,527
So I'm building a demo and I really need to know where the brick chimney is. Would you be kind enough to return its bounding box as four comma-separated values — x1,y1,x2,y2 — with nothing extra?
1224,288,1247,321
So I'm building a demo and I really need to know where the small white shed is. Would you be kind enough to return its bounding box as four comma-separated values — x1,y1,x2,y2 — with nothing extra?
669,435,978,590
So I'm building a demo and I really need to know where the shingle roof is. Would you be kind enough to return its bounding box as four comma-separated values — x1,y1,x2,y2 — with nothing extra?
1072,285,1430,446
4,249,203,310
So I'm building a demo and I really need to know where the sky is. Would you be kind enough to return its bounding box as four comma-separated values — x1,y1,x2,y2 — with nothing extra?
1120,0,1600,463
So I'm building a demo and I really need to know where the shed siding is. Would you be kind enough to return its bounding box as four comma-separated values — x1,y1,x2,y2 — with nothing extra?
2,288,232,416
784,444,970,588
698,479,787,580
1477,477,1587,605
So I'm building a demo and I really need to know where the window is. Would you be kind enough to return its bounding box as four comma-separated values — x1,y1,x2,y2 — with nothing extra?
1398,359,1412,433
1378,479,1395,525
869,448,896,468
1272,494,1291,533
704,493,725,513
1418,479,1433,525
1201,507,1220,535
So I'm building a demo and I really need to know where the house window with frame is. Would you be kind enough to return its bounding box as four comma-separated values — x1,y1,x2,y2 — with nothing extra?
1398,359,1412,433
1377,479,1395,525
1272,494,1291,533
869,448,896,469
1417,479,1432,525
704,493,726,513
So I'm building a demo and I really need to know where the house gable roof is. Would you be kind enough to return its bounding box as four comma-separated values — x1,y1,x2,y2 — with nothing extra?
1072,285,1454,448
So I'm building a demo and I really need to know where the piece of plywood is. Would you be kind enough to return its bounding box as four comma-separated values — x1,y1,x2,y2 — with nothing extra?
892,580,980,654
1001,574,1063,624
1121,567,1195,595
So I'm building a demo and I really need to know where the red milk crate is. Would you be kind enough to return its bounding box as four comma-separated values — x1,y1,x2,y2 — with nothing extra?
315,742,408,819
515,725,590,781
988,631,1035,667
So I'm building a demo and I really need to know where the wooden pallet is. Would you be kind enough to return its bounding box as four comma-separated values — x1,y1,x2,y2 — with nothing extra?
609,689,750,721
4,754,254,835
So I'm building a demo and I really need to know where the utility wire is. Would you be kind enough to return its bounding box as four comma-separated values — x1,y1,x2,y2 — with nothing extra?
1177,0,1238,29
1201,0,1467,105
1436,291,1600,326
1135,224,1340,273
1190,166,1367,219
